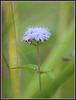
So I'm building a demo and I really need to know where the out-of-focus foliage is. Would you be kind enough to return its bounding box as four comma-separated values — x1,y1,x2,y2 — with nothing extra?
2,1,74,98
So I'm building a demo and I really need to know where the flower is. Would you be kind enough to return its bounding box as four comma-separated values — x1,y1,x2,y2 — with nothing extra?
22,25,51,45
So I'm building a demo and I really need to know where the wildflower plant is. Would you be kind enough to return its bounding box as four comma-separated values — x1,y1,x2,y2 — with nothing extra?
12,25,55,90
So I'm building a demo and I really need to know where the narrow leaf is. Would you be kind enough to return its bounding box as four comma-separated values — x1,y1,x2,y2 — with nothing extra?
2,51,10,73
12,64,38,71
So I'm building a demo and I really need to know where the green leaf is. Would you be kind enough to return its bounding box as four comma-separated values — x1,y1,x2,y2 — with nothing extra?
12,64,55,79
40,67,50,73
47,71,56,79
12,64,38,71
40,67,56,79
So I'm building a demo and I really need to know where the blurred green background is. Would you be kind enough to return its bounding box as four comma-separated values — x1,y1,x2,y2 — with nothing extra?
2,1,74,98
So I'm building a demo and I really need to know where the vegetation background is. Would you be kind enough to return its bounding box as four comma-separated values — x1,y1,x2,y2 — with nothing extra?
2,1,74,98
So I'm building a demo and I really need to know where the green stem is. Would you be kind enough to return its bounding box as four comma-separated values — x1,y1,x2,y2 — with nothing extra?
3,2,20,98
37,45,41,90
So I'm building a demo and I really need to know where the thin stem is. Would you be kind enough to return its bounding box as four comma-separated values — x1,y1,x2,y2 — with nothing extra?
37,45,41,90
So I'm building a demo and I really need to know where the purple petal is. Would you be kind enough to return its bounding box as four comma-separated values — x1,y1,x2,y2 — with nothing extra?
28,41,32,45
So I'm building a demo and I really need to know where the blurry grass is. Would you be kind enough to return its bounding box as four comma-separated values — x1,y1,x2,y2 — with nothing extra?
2,76,12,98
2,1,74,98
58,75,74,98
52,75,74,98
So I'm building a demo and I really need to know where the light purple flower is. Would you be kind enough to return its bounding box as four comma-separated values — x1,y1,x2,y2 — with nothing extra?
22,25,51,44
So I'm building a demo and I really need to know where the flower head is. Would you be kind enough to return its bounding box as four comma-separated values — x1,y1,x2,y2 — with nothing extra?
22,25,51,45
